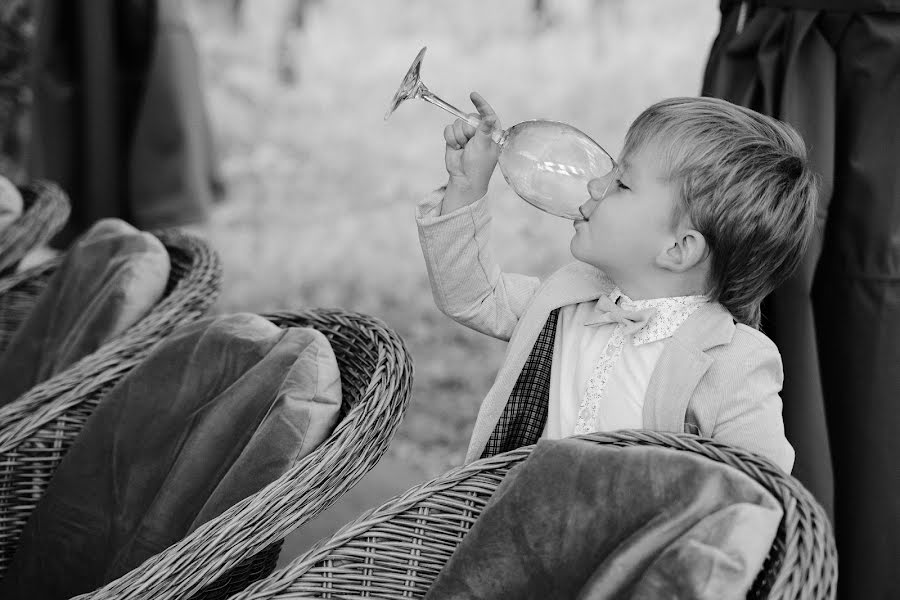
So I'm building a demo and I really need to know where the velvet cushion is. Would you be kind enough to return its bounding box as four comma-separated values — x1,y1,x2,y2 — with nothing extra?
425,438,782,600
0,175,23,233
1,313,342,600
0,218,170,407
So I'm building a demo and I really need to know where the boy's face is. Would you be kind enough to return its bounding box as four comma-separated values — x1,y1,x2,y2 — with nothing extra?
570,142,680,279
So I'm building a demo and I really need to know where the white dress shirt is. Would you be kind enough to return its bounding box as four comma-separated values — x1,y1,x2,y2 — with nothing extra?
543,288,707,438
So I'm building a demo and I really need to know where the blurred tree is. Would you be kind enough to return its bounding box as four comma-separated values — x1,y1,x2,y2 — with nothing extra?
230,0,319,86
0,0,35,184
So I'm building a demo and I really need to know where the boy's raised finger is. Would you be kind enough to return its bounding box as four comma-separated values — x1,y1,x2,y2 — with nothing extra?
470,92,497,120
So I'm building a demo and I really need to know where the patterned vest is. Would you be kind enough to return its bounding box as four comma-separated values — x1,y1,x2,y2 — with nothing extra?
481,309,559,459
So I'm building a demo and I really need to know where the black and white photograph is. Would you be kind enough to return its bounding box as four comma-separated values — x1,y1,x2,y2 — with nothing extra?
0,0,897,598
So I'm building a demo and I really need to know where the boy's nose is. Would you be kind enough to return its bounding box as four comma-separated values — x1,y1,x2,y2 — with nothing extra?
580,176,611,220
578,198,597,220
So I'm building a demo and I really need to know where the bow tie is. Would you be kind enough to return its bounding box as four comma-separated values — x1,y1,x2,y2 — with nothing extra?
585,294,657,337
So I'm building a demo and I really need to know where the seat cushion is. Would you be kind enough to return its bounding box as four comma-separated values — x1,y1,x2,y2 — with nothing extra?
1,313,342,600
0,175,23,233
425,438,782,600
0,218,170,407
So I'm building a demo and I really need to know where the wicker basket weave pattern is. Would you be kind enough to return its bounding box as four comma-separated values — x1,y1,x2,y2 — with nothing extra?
0,180,70,276
0,229,222,578
67,309,414,600
0,260,54,353
224,431,837,600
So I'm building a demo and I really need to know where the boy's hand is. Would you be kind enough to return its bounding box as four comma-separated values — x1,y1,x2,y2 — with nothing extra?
442,92,501,214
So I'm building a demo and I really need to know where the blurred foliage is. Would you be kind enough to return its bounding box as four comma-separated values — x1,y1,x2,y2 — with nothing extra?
0,0,34,183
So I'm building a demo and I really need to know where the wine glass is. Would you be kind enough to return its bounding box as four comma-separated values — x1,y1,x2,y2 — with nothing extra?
385,46,617,220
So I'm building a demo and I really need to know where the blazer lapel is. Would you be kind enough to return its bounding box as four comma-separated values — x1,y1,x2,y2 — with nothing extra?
643,302,736,432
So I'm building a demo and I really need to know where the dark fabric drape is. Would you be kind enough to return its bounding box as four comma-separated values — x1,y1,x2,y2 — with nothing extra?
703,3,900,598
27,0,219,246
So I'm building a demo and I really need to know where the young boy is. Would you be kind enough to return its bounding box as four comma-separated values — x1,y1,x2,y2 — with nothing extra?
416,94,818,473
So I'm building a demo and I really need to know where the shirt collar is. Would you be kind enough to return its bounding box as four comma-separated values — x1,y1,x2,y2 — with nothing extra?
592,287,708,346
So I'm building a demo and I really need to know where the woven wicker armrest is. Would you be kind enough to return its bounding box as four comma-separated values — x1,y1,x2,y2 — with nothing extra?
0,229,222,577
0,256,57,351
0,180,70,276
69,309,414,600
221,431,837,600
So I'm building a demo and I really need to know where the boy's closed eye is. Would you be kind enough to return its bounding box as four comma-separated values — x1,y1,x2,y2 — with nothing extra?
616,179,630,191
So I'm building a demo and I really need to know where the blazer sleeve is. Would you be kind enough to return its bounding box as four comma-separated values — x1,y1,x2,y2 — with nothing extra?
416,188,540,341
711,335,796,474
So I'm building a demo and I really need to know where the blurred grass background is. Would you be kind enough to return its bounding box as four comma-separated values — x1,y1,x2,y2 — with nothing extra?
187,0,719,479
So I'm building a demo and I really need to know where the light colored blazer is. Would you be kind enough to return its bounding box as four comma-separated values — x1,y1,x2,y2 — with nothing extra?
417,191,795,473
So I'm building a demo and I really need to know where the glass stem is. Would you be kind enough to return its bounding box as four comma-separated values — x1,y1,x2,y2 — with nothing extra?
419,87,506,146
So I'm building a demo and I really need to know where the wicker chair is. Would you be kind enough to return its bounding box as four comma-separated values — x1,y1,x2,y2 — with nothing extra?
63,308,414,600
224,431,838,600
0,180,70,276
0,228,222,578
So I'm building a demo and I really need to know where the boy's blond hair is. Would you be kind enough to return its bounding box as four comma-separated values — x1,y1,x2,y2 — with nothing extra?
622,96,818,328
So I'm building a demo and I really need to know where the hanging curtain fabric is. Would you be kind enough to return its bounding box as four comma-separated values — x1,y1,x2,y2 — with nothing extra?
27,0,221,246
703,1,900,598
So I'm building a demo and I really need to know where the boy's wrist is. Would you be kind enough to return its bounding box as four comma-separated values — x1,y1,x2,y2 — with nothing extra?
442,178,485,215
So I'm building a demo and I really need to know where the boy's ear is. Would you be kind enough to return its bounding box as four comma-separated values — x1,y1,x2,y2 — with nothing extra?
656,229,709,272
